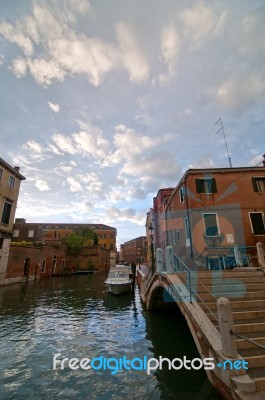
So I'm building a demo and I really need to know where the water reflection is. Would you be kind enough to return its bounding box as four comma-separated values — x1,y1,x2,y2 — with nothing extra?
146,307,224,400
0,275,223,399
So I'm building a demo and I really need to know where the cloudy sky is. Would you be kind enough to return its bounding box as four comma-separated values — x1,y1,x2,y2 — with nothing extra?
1,0,264,247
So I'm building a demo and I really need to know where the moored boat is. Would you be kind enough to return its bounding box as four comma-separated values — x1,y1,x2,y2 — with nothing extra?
105,266,132,295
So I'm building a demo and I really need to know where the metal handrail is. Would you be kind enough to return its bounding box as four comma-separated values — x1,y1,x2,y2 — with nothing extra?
230,330,265,350
173,254,192,302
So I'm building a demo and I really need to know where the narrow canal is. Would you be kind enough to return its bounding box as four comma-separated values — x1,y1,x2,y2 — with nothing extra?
0,273,223,399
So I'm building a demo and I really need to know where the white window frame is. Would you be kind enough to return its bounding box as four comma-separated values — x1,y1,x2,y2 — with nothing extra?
249,212,265,236
203,213,220,237
8,175,15,189
254,177,265,192
179,187,185,203
28,230,35,238
184,217,190,247
13,229,19,237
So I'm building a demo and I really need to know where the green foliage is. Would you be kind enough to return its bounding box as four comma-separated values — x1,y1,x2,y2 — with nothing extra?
11,241,34,247
65,234,84,255
93,233,99,245
64,227,96,255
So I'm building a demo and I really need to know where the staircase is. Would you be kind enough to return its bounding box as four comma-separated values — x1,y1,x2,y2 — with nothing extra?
192,269,265,393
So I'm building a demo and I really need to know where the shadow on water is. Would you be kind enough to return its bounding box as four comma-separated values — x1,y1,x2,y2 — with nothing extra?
145,304,224,400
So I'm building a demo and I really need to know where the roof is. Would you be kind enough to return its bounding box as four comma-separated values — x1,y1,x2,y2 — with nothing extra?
0,157,26,180
13,221,117,231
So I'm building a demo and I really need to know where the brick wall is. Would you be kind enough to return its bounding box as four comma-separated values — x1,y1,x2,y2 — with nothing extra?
6,243,110,280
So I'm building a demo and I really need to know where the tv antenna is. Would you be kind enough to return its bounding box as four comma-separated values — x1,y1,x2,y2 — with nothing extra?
215,117,232,168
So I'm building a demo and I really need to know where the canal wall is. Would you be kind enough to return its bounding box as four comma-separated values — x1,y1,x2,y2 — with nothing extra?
3,244,110,285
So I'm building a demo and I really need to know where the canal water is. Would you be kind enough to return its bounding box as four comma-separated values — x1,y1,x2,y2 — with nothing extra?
0,273,223,400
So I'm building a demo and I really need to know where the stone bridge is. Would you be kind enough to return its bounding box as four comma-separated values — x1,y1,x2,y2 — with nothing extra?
137,244,265,400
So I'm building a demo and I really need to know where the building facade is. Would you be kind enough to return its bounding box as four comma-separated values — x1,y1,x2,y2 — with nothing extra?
12,221,116,249
121,236,147,265
154,164,265,270
0,158,25,283
153,188,174,250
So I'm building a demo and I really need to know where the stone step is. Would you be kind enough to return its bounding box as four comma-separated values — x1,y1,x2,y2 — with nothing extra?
237,336,265,350
245,355,265,369
190,276,265,285
207,310,265,321
234,323,265,334
198,291,265,301
238,346,265,358
194,283,265,294
199,299,265,311
254,377,265,391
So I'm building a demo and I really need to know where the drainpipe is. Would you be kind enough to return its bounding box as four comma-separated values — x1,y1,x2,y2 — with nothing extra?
184,177,193,258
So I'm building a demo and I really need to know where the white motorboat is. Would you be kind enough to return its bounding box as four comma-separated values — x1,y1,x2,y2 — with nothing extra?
105,266,132,295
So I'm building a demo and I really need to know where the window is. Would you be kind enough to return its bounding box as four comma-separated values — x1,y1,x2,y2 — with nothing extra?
179,187,185,203
252,177,265,192
203,213,219,237
41,259,46,273
1,200,12,224
28,230,35,238
8,175,15,189
176,230,180,241
13,229,19,237
249,212,265,235
196,178,217,194
0,168,3,181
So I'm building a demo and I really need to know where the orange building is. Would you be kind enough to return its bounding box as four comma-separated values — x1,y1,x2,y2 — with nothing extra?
154,163,265,270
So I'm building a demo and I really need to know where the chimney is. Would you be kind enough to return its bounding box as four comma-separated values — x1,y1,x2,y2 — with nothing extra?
14,166,20,172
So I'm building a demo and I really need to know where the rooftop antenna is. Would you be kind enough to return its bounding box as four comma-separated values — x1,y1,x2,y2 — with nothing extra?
215,117,232,168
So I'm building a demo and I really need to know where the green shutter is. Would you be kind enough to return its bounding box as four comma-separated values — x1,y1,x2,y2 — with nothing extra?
252,178,258,192
211,178,217,193
195,179,203,193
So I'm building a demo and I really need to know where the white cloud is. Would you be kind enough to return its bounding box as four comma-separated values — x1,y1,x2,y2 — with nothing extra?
52,133,77,154
35,179,51,191
23,140,43,154
217,74,265,110
122,150,180,182
179,4,215,48
10,57,28,78
0,22,34,56
48,101,60,113
115,23,149,83
160,25,180,77
67,177,83,192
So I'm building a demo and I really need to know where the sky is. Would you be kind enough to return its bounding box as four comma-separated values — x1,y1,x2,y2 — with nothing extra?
0,0,264,248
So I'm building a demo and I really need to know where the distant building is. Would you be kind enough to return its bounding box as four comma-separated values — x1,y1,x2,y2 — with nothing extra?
12,221,116,248
122,236,147,265
154,163,265,270
0,158,25,283
12,221,117,268
153,188,174,250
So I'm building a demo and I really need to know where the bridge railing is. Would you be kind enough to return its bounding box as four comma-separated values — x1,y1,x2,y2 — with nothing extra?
198,245,258,270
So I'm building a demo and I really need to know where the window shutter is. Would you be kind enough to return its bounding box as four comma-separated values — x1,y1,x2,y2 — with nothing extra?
195,179,203,193
211,178,217,193
252,178,258,192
